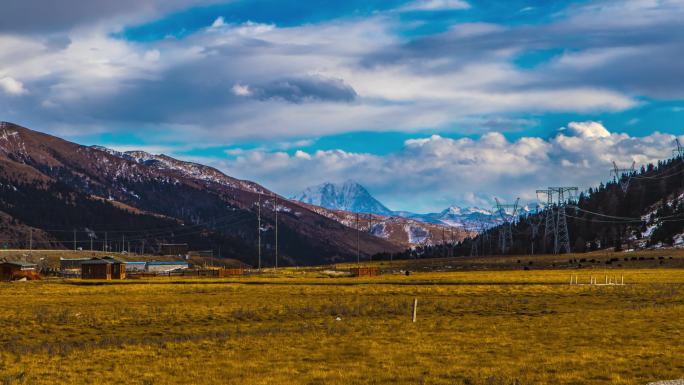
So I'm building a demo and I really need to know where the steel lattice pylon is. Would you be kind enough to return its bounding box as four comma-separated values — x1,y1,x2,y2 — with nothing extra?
537,187,578,254
674,138,684,158
527,203,544,255
611,161,636,193
494,198,519,254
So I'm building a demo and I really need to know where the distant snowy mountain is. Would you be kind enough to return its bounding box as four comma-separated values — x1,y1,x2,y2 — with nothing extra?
395,205,498,229
294,181,499,230
292,181,393,216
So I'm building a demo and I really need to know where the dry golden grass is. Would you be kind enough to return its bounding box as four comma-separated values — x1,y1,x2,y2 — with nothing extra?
0,268,682,384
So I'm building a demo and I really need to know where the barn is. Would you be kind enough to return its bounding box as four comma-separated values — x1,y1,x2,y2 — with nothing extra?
0,261,38,281
81,257,126,280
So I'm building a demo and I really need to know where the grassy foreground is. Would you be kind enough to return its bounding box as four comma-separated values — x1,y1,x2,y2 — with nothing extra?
0,269,682,384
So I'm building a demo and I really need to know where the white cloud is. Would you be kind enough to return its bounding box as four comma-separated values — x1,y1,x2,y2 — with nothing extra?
401,0,471,11
210,16,226,28
0,76,27,95
231,83,252,96
213,122,680,212
565,121,611,138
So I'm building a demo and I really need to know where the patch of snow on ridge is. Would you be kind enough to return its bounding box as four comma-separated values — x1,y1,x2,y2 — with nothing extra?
405,224,429,244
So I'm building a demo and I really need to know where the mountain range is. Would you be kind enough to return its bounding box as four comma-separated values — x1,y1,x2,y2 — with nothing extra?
292,181,499,229
0,121,406,266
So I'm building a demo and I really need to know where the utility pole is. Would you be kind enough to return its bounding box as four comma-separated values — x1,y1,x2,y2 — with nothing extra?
29,228,32,253
257,193,262,270
90,234,93,251
274,194,278,269
104,232,108,252
469,227,478,257
122,234,125,254
356,212,360,264
73,229,76,251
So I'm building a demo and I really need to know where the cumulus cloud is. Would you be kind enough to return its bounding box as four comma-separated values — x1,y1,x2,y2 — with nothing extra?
565,121,611,138
215,122,681,212
0,76,27,95
3,0,683,144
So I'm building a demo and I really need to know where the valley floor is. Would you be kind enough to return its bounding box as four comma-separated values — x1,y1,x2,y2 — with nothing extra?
1,268,683,384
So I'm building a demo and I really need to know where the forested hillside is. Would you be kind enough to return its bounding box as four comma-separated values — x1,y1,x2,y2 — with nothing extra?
385,154,684,259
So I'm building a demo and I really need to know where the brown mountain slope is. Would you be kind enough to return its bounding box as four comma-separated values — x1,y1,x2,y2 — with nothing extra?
0,121,402,265
297,201,473,247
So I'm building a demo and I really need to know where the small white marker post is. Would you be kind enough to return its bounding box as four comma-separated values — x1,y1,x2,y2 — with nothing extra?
412,298,418,323
621,275,624,285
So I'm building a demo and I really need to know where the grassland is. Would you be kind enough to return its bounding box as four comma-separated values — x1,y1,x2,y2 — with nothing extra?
0,267,682,385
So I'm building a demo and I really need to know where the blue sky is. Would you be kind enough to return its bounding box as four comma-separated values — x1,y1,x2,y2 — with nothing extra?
1,0,684,212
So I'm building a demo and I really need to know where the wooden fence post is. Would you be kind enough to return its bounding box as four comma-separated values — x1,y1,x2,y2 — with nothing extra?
412,298,418,323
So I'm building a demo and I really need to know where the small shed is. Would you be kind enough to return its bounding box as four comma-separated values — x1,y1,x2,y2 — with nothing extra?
81,257,126,280
0,261,38,281
350,267,380,277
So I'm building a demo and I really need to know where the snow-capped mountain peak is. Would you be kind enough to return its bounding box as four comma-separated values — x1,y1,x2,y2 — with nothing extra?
292,180,393,216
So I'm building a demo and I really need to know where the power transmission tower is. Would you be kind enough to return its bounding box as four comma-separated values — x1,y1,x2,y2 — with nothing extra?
536,189,555,253
674,138,684,158
611,161,636,193
538,187,578,254
494,198,520,254
527,203,543,255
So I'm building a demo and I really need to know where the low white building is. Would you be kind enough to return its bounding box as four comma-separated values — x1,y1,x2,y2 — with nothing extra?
144,261,190,273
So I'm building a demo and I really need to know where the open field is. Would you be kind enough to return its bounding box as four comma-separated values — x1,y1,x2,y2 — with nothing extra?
338,249,684,272
0,268,682,384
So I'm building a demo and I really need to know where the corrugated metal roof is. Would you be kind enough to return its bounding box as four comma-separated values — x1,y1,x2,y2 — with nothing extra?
81,257,126,265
